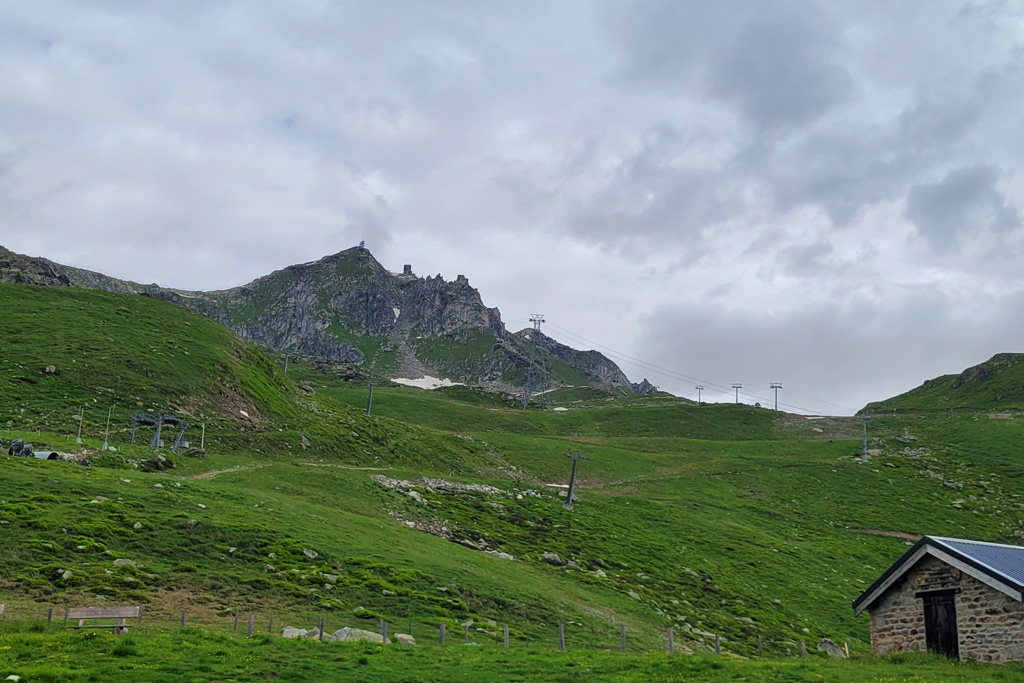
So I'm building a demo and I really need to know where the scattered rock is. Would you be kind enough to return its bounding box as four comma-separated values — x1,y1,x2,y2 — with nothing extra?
184,448,206,458
112,559,137,568
331,627,390,644
61,570,73,580
382,589,395,596
394,633,416,646
282,627,308,638
486,550,514,561
45,365,57,374
322,573,338,583
818,638,846,658
628,591,641,600
301,434,311,449
542,552,566,566
593,569,607,578
408,490,426,504
139,454,174,472
303,548,319,559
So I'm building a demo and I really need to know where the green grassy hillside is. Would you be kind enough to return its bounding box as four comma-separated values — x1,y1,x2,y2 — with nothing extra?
2,283,1023,678
863,353,1024,413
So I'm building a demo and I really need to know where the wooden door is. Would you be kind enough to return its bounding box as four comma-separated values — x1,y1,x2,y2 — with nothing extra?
922,592,959,659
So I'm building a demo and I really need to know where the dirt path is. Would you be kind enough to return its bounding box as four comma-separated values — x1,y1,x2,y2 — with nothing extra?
847,529,922,541
181,464,264,480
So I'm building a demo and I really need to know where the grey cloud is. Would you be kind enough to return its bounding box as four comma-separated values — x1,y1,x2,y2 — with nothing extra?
614,0,853,130
777,239,834,275
905,164,1021,252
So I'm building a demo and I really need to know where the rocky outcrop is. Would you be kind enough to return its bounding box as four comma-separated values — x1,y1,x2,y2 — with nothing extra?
632,378,656,395
514,329,632,395
0,246,71,287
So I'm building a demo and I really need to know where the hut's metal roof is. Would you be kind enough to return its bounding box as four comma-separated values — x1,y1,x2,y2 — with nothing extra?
852,535,1024,616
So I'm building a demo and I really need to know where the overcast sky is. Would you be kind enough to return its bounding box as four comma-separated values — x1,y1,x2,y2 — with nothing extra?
3,1,1024,414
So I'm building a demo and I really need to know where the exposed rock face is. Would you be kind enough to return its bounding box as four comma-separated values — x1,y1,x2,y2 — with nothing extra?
0,246,71,287
953,354,1018,389
632,378,656,395
513,328,632,395
0,244,632,392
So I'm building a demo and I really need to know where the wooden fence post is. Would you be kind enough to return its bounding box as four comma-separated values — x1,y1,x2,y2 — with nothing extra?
715,634,721,654
757,636,763,657
248,613,254,636
504,624,509,649
47,608,53,626
559,623,565,651
464,623,469,643
319,617,325,642
844,641,850,657
269,615,274,634
181,610,187,629
381,619,388,642
668,627,674,653
621,624,627,652
440,623,446,645
232,611,239,631
800,639,807,658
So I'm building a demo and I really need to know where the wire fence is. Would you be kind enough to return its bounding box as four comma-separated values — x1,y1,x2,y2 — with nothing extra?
0,601,853,659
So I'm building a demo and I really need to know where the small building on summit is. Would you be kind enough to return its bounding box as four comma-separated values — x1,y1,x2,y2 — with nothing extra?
853,536,1024,662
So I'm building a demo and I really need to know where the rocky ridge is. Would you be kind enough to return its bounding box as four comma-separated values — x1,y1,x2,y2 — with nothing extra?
0,244,633,394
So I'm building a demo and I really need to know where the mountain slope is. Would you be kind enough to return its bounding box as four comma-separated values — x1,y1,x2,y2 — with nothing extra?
0,244,632,395
862,353,1024,413
2,283,1024,661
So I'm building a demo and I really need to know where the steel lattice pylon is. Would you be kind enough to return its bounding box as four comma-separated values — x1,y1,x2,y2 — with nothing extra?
522,314,549,409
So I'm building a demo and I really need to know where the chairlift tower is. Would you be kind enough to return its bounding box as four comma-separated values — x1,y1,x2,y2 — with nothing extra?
695,385,705,404
522,314,550,409
732,384,742,404
563,450,588,510
770,383,783,411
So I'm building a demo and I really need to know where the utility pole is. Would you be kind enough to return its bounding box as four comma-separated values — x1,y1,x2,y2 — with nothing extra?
101,405,114,451
770,383,782,411
563,450,588,510
365,381,377,416
695,385,705,404
75,406,84,445
732,384,742,404
858,416,873,461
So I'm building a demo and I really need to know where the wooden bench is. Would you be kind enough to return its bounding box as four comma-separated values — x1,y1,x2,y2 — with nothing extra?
64,606,143,635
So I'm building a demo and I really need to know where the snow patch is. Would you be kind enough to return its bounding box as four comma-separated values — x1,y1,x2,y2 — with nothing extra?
392,307,400,320
392,375,463,390
552,407,569,412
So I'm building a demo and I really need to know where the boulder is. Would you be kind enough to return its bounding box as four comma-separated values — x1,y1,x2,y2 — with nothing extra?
394,633,416,646
303,548,319,559
817,638,846,659
541,552,566,566
113,559,138,568
282,627,308,638
330,627,390,644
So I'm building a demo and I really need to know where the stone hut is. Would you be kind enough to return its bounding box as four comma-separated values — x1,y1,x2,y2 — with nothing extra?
853,536,1024,662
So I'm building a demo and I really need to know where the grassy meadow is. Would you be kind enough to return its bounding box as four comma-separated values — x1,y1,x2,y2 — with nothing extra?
2,283,1023,680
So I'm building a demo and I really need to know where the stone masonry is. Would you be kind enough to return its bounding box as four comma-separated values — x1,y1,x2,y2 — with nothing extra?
870,555,1024,662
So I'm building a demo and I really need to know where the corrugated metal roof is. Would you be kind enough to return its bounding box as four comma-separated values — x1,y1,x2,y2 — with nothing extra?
853,535,1024,615
931,537,1024,588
